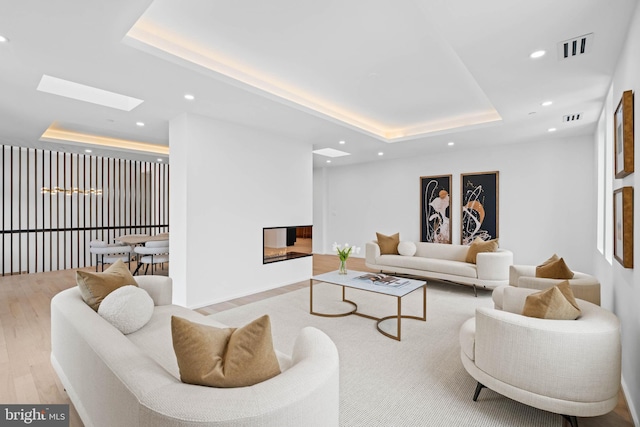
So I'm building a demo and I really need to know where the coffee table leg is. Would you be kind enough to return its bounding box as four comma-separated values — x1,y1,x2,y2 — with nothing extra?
397,296,402,341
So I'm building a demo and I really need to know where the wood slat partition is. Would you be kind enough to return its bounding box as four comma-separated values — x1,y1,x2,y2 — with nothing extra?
1,145,169,276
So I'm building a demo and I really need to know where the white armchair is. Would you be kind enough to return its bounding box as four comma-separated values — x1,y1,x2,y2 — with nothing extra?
509,264,601,305
460,286,621,427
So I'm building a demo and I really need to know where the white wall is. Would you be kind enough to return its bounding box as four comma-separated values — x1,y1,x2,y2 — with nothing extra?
170,114,313,308
594,2,640,424
315,135,595,274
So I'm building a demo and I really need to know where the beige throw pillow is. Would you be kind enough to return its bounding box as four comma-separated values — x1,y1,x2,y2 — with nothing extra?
465,237,499,264
522,281,581,320
172,315,281,388
376,232,400,255
538,253,560,267
76,259,137,311
535,257,574,279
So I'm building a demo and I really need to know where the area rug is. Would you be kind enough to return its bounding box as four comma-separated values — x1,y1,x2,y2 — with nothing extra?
208,281,561,427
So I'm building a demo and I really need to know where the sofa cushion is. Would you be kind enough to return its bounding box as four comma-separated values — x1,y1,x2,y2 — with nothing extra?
522,281,581,320
76,259,137,311
397,241,417,256
465,237,499,264
377,255,478,278
376,232,400,255
535,257,574,280
171,314,281,388
98,285,154,334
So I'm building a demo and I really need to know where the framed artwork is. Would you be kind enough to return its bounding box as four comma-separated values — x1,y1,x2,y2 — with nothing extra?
614,90,634,178
420,175,452,243
614,187,634,268
461,171,499,245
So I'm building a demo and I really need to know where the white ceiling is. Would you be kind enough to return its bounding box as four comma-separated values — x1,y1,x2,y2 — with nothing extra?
0,0,637,167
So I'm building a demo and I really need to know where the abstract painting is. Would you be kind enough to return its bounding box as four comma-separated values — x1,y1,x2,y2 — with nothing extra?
461,171,499,245
420,175,452,243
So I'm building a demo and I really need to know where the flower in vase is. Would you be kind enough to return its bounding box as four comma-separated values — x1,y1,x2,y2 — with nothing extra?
332,242,361,261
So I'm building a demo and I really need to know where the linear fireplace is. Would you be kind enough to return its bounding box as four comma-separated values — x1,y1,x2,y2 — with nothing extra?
263,225,312,264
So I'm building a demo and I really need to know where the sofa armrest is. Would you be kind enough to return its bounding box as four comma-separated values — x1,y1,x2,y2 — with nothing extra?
476,249,513,281
134,276,173,306
509,264,537,286
365,241,381,266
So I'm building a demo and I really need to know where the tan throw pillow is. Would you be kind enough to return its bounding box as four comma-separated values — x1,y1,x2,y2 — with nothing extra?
535,257,574,279
465,237,499,264
172,315,281,388
376,232,400,255
76,259,137,311
538,253,560,267
522,281,581,320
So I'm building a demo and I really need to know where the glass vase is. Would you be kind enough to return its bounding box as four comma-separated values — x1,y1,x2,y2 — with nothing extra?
339,259,348,275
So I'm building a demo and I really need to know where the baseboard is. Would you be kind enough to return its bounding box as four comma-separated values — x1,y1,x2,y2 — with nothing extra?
187,280,302,310
622,376,639,427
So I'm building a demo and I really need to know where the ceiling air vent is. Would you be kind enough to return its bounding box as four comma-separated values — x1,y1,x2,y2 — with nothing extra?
563,113,583,122
557,33,593,60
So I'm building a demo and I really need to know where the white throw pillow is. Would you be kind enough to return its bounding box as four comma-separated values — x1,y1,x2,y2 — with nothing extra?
397,241,417,256
98,285,154,334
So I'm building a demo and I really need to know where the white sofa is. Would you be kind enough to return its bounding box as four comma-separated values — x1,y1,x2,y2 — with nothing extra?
365,241,513,292
459,286,621,426
51,276,340,427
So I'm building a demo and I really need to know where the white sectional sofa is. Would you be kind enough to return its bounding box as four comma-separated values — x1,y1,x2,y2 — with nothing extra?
365,241,513,292
50,276,340,427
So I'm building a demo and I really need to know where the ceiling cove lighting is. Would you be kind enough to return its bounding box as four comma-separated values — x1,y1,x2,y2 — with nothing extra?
126,21,502,143
530,50,546,59
40,124,169,155
37,75,144,111
312,148,350,158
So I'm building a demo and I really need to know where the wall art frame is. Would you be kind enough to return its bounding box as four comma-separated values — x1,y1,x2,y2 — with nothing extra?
613,186,634,268
420,175,452,244
461,171,499,245
614,90,634,179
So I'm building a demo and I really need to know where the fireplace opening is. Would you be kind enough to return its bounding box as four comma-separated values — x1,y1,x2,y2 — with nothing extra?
263,225,312,264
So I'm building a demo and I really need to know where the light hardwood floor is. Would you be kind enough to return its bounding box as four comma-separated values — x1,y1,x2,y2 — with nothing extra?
0,255,633,427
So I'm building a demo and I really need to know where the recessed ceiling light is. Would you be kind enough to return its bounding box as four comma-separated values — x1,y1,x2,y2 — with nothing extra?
157,158,163,162
0,35,8,43
339,140,346,145
530,50,546,59
37,75,144,111
448,142,455,146
184,94,195,100
378,152,384,156
326,160,331,163
548,128,557,132
136,121,145,127
312,148,350,158
541,101,553,107
84,149,92,153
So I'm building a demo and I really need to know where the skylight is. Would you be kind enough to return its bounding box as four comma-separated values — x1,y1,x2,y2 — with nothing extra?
312,148,351,158
37,75,144,111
